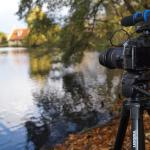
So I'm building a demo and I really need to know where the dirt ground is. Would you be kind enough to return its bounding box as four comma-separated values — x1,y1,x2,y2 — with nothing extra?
53,112,150,150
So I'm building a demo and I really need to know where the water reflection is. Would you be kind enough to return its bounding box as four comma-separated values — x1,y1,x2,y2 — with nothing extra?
25,121,49,150
0,48,122,150
29,50,51,83
0,48,39,150
28,52,122,148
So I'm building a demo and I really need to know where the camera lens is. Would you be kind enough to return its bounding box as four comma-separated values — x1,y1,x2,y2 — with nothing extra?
99,47,123,69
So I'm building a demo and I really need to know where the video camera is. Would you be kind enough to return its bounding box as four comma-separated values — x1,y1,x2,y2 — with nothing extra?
99,10,150,150
99,10,150,71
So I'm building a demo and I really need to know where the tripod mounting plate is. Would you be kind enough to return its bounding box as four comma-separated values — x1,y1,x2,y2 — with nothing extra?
122,71,150,98
136,23,150,34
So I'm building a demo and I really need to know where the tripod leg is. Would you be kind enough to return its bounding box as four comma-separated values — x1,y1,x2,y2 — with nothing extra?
114,101,130,150
130,103,145,150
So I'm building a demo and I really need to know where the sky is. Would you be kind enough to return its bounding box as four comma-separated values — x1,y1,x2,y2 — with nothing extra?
0,0,26,34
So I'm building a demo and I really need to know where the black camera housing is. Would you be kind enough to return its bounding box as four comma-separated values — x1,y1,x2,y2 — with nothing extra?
99,28,150,71
124,35,150,70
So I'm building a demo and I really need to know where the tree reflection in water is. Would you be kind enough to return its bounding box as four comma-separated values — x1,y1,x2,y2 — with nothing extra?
25,51,122,149
29,49,52,82
25,121,50,150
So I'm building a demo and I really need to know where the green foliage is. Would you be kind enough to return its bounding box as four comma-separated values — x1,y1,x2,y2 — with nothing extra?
26,6,52,33
24,6,60,47
17,0,150,64
46,25,61,48
24,33,47,47
59,0,94,64
0,32,7,44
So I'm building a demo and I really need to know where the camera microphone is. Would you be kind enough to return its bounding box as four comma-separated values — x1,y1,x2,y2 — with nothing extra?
121,10,150,27
121,15,143,26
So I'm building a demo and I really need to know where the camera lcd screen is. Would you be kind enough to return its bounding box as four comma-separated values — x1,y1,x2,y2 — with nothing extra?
136,47,150,69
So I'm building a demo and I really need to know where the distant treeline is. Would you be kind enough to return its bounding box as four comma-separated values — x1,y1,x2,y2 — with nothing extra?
0,32,8,47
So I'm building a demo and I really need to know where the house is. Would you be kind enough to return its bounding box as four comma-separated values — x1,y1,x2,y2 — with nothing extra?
8,28,30,46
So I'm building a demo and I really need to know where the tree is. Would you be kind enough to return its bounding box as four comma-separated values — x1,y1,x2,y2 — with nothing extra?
17,0,150,64
24,6,60,47
26,6,53,33
25,6,52,47
0,32,7,44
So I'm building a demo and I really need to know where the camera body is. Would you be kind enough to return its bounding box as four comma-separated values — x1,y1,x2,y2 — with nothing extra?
99,31,150,71
99,9,150,71
123,35,150,70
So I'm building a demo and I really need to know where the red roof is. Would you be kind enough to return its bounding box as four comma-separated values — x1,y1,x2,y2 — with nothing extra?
9,28,30,41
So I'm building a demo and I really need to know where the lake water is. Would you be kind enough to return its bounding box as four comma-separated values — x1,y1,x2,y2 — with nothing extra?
0,48,122,150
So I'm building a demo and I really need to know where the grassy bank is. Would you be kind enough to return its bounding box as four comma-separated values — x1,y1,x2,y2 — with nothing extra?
0,42,8,47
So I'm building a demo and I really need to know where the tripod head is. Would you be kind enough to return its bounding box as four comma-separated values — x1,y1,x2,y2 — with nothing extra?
122,71,150,98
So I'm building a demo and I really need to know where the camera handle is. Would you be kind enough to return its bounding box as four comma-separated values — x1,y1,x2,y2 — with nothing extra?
114,72,150,150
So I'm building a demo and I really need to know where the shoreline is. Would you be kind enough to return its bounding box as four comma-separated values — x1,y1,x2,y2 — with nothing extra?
53,113,150,150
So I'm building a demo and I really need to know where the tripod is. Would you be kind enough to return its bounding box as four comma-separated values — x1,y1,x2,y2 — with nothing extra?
114,71,150,150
